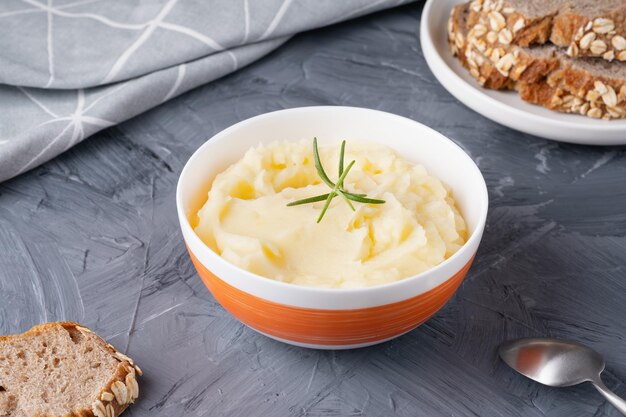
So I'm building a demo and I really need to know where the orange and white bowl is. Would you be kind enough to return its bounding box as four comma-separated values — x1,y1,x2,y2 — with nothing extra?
176,106,488,349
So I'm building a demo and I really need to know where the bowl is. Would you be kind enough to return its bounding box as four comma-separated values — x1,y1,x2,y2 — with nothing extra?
176,106,488,349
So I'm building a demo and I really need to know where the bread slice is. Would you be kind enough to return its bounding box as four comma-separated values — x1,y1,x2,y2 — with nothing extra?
449,3,626,119
467,0,626,62
518,54,626,119
0,322,141,417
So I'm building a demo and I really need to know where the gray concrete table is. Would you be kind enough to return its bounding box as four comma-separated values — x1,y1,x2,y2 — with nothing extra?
1,3,625,416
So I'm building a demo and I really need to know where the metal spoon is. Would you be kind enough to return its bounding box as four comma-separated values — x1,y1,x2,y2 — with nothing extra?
499,338,626,415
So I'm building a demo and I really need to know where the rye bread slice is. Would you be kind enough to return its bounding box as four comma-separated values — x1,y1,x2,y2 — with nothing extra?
467,0,626,62
0,322,141,417
449,3,626,119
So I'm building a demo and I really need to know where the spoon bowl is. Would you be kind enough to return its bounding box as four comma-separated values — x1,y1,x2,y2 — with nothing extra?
499,338,605,387
499,338,626,415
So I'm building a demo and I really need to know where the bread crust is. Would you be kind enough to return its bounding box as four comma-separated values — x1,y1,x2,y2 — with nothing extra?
467,0,626,62
449,3,626,120
0,322,142,417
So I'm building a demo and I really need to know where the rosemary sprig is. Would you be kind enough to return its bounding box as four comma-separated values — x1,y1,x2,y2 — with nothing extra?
318,160,355,222
287,138,385,222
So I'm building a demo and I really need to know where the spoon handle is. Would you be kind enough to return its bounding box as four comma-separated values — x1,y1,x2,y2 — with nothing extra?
591,377,626,415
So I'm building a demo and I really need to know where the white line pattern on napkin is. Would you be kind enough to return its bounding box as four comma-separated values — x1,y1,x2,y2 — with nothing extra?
0,0,413,182
163,64,187,103
44,0,54,87
103,0,180,84
259,0,293,41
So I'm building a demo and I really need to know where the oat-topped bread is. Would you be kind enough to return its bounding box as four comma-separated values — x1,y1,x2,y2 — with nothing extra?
467,0,626,62
450,3,626,120
0,322,141,417
518,52,626,119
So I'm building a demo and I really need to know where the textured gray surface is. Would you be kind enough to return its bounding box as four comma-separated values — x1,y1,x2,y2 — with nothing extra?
1,3,626,416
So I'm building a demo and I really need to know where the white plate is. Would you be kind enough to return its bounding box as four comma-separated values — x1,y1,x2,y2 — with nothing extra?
420,0,626,145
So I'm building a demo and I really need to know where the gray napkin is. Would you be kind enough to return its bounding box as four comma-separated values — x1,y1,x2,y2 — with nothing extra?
0,0,413,183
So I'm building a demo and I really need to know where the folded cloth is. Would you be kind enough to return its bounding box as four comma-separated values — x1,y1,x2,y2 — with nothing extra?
0,0,413,183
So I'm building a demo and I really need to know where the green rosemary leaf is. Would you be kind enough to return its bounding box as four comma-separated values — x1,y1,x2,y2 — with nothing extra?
337,158,353,187
334,160,356,211
345,194,385,204
317,191,336,223
313,137,336,189
286,193,332,206
318,160,356,222
336,190,355,211
338,140,346,177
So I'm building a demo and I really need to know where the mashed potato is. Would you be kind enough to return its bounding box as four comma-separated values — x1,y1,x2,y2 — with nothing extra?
194,140,467,288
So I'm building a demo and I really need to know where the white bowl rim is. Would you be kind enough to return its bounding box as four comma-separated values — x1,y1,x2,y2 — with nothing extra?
176,105,488,298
